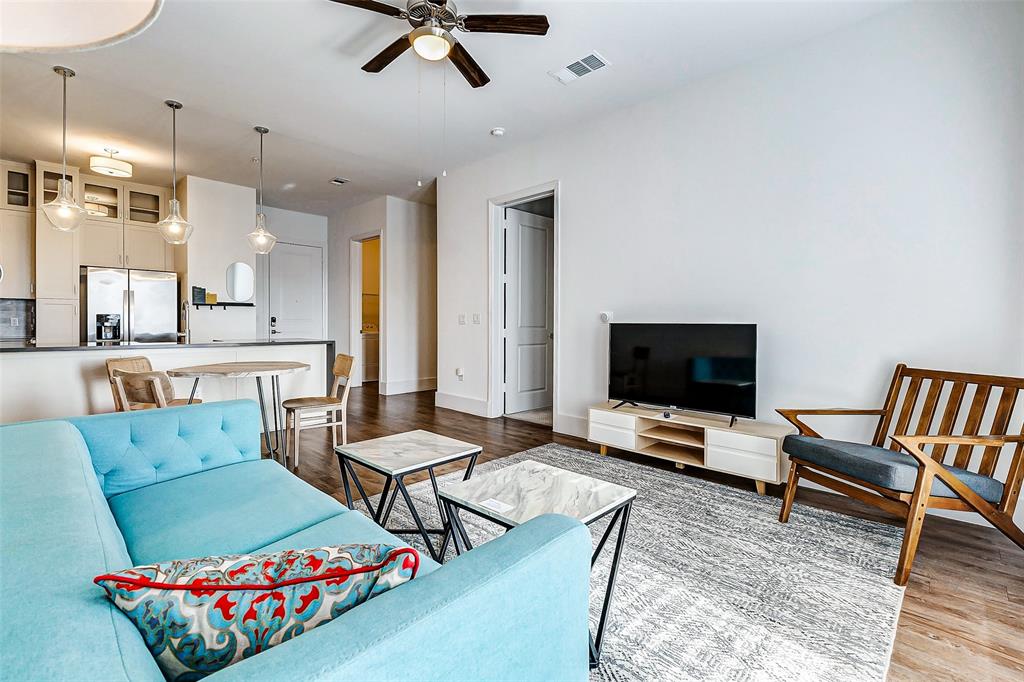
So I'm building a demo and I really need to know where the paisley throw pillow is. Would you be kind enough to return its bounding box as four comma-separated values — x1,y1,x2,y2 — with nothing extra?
95,544,419,681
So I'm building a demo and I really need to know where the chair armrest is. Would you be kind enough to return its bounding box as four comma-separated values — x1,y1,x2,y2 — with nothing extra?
776,408,886,438
210,514,593,682
892,434,1024,464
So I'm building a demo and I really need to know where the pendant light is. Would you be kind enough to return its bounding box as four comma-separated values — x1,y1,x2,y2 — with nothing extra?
156,100,193,244
41,66,86,232
247,126,278,255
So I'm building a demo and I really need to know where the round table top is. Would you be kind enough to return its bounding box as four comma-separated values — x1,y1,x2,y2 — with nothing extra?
166,361,310,378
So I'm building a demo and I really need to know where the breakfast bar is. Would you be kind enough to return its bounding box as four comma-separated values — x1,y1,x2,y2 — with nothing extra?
0,339,335,426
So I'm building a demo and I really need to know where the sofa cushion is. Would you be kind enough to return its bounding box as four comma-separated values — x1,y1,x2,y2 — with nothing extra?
257,510,442,578
96,544,419,681
68,400,262,498
784,435,1005,502
0,421,164,682
108,459,348,565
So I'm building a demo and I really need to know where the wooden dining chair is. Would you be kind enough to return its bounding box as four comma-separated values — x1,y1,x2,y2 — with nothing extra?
105,357,200,412
283,354,355,471
777,364,1024,585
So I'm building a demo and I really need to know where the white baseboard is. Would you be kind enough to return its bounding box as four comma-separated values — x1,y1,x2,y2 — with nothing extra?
380,377,437,395
435,391,490,417
554,412,587,438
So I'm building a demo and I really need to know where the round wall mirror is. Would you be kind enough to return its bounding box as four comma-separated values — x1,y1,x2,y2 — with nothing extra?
225,262,255,302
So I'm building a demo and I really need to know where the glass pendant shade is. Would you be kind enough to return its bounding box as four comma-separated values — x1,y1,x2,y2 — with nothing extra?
247,213,277,255
157,198,193,245
42,178,87,232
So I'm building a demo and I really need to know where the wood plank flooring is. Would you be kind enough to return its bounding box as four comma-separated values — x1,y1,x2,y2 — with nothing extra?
285,384,1024,681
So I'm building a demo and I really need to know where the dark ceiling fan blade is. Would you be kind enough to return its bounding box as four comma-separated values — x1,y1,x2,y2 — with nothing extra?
449,42,490,88
328,0,403,18
461,14,549,35
362,34,412,72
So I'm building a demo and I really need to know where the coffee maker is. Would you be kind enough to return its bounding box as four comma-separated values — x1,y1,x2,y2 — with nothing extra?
96,314,121,342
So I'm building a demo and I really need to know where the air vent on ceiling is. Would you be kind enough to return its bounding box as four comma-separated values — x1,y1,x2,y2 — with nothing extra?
329,177,349,186
549,51,609,85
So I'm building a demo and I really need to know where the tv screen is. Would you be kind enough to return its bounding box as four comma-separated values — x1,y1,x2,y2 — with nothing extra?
609,323,757,418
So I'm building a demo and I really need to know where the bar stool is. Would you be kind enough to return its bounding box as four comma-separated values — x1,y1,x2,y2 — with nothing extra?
283,354,354,471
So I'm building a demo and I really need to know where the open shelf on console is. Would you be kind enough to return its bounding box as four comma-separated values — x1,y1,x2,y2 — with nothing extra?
638,423,704,449
636,441,704,467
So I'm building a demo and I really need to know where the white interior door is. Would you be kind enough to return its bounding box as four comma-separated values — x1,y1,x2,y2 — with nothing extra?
269,243,324,339
504,207,554,414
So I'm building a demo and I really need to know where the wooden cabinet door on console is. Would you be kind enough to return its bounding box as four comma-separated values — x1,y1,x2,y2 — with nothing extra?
0,209,35,298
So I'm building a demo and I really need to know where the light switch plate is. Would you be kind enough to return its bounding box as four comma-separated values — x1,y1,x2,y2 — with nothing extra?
472,313,481,325
458,313,467,325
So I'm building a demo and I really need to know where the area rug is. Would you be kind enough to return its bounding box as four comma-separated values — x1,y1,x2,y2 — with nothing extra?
369,443,906,681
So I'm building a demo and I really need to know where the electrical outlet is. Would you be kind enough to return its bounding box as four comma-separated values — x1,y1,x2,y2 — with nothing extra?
458,313,467,325
455,367,465,381
10,317,19,327
472,313,481,325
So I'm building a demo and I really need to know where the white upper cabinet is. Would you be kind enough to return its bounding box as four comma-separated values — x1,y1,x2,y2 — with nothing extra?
78,175,171,271
0,209,35,298
1,161,34,212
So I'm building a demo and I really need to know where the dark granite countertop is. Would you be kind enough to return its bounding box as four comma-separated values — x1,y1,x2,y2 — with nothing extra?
0,339,335,353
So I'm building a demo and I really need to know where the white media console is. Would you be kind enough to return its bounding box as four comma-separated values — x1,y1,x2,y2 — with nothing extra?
587,402,795,495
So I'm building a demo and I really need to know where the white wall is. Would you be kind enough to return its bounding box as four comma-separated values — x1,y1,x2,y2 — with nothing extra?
382,196,437,395
181,176,258,342
256,205,329,339
436,2,1024,524
328,195,436,394
328,196,386,354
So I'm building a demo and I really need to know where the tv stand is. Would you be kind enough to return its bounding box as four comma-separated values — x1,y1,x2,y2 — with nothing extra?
612,400,639,410
587,401,794,495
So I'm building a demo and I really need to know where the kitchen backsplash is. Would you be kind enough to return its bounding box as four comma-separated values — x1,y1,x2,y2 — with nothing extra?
0,299,35,339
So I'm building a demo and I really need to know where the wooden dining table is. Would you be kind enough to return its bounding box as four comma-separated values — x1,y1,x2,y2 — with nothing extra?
166,361,309,462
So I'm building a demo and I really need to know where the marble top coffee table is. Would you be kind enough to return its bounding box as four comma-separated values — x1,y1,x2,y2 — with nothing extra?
438,459,636,669
334,430,481,562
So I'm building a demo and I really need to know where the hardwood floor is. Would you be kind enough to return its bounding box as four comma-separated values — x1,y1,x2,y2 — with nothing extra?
286,385,1024,681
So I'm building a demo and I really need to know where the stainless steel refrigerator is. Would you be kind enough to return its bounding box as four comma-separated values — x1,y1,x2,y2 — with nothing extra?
80,267,179,343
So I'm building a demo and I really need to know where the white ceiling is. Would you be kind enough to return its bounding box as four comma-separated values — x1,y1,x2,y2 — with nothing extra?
0,0,898,216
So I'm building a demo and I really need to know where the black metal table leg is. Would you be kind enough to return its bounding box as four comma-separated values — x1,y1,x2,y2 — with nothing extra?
269,375,282,462
187,378,200,405
374,476,393,524
450,505,474,552
338,453,354,509
397,476,440,562
344,458,375,516
590,501,631,668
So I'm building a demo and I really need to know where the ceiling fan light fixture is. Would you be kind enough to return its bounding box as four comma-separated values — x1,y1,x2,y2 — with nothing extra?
410,25,453,61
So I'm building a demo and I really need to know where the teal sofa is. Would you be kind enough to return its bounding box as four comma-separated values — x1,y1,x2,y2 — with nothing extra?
0,400,591,681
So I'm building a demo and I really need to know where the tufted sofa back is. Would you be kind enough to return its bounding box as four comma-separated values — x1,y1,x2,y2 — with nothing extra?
67,400,262,498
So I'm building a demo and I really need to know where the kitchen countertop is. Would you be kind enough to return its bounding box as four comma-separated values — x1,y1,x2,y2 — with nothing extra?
0,339,335,353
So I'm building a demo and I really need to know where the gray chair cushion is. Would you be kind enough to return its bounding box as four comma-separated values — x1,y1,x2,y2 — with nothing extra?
784,435,1004,503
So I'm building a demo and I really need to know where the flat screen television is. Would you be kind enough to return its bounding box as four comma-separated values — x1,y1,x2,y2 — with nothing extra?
608,323,757,418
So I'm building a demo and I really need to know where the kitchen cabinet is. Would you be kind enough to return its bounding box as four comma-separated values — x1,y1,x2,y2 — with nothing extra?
35,160,80,210
1,161,34,211
35,298,79,345
0,209,35,298
79,175,170,270
35,208,80,299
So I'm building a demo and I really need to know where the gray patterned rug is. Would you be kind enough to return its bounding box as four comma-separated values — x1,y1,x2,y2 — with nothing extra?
368,443,905,681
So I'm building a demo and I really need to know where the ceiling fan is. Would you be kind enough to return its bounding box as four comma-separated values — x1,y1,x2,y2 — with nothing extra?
329,0,550,88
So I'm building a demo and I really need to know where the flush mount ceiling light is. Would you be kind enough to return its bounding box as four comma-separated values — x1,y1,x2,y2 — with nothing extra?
0,0,163,53
41,66,86,232
409,23,454,61
89,148,133,177
247,126,278,255
156,100,193,245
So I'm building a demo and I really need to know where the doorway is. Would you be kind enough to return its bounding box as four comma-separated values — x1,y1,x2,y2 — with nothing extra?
268,242,325,339
359,236,381,385
501,193,555,428
348,233,384,388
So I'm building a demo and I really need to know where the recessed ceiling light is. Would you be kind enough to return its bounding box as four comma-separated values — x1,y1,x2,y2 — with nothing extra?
490,127,506,137
329,177,349,186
